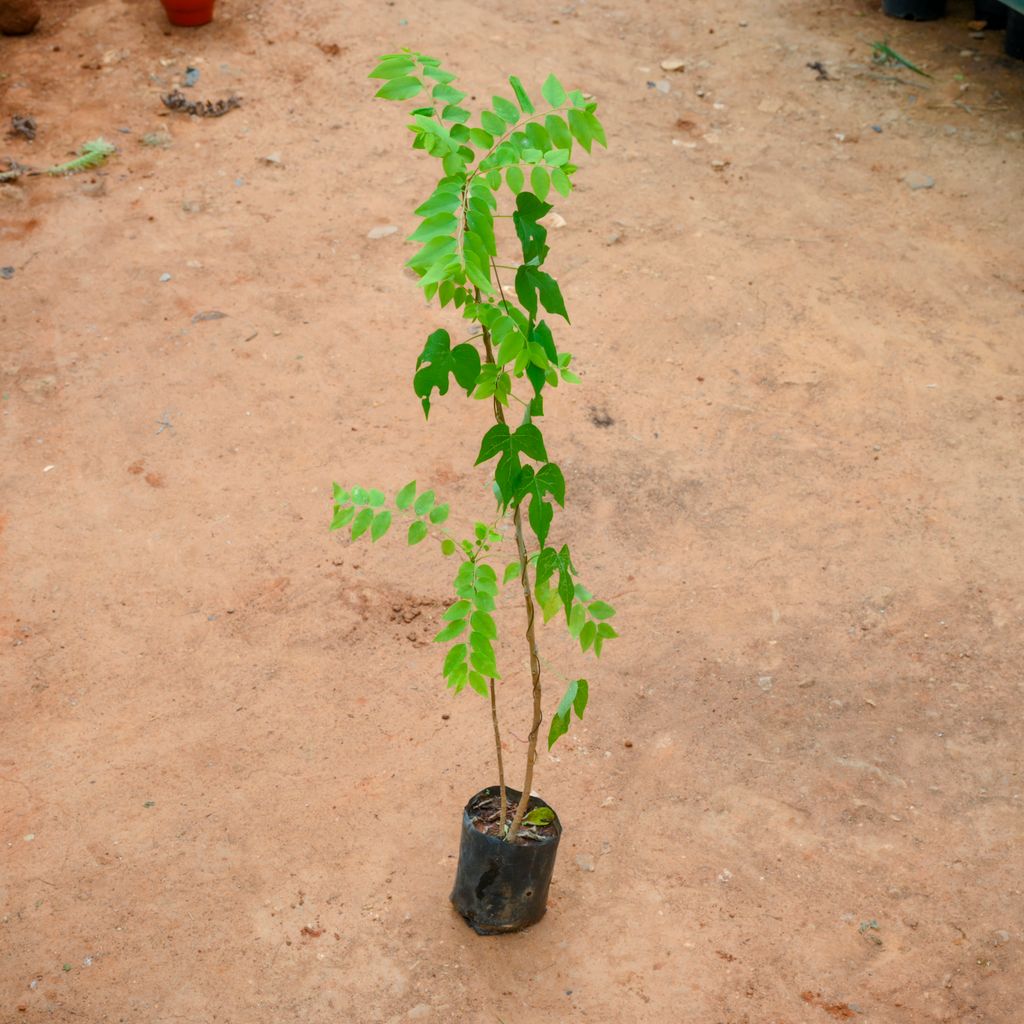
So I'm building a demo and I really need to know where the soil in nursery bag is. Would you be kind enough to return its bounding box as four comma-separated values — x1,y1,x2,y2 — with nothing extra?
450,786,561,935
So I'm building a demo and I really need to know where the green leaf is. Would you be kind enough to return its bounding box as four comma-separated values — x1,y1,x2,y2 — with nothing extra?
506,165,525,194
407,235,457,274
588,600,615,620
492,95,520,124
547,678,585,750
572,678,589,718
469,128,493,149
567,108,593,153
535,463,566,505
375,76,423,101
515,265,537,317
468,671,490,697
524,123,552,152
470,648,499,677
548,709,570,749
586,110,607,147
470,610,497,639
509,75,535,114
514,423,548,461
370,510,391,541
551,167,571,197
443,643,467,676
475,424,512,465
441,538,457,556
408,520,429,545
503,560,522,584
580,620,596,652
523,806,555,826
414,490,435,515
330,504,355,530
369,57,415,80
367,489,386,507
434,619,467,643
442,105,470,124
413,329,482,416
351,507,374,540
545,149,570,167
528,494,553,547
545,114,572,152
432,84,466,104
423,66,456,84
444,600,471,621
408,212,457,243
532,269,569,321
541,73,567,107
496,328,525,365
429,504,449,524
396,480,417,510
597,622,618,639
481,109,506,136
568,602,585,638
530,166,550,201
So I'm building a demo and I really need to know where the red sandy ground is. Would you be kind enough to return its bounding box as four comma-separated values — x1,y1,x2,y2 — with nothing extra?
2,0,1023,1021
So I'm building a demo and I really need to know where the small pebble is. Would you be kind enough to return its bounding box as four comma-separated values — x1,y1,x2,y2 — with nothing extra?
904,172,935,191
367,225,398,240
159,272,171,282
576,853,595,872
758,675,773,691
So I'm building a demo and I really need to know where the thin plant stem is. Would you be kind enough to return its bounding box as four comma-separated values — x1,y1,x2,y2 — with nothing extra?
475,274,544,844
489,678,508,834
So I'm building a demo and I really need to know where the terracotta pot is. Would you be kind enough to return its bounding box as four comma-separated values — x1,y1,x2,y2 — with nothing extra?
160,0,215,27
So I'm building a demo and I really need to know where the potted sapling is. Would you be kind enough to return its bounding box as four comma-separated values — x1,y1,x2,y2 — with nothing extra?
330,51,615,935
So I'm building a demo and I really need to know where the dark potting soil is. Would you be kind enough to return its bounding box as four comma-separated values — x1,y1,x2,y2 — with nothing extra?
468,791,558,843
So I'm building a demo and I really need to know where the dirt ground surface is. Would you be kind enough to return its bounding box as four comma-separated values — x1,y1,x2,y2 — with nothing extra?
3,0,1023,1020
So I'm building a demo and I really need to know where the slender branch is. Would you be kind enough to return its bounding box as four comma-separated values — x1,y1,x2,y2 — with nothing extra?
476,284,544,843
489,678,508,834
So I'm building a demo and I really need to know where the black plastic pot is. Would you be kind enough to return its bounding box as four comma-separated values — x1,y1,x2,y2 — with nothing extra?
1007,10,1024,58
450,786,561,935
974,0,1008,28
883,0,947,19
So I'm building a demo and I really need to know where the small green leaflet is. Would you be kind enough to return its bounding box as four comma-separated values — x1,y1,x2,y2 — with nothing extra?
351,507,374,540
509,75,535,114
375,76,423,101
396,480,417,510
492,95,520,124
369,57,415,80
547,678,588,749
370,510,391,541
523,805,555,826
541,73,567,107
